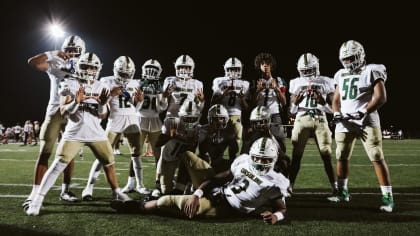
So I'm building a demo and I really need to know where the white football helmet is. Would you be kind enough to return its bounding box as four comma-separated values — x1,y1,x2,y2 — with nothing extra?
339,40,366,72
250,106,271,130
297,53,319,79
208,104,229,129
142,59,162,80
113,56,135,84
61,35,86,60
179,100,200,130
224,57,242,79
175,55,194,79
77,52,102,83
249,137,278,175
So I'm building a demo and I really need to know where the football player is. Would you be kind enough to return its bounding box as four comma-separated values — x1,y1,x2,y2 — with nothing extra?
81,56,150,200
327,40,394,213
251,53,287,152
288,53,337,195
211,57,250,157
156,100,202,195
241,106,290,178
24,35,86,208
26,52,131,216
124,59,168,197
197,104,238,172
162,55,205,118
111,137,289,224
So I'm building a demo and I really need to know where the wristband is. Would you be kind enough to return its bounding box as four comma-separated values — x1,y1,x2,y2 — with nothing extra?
193,189,204,198
333,111,341,117
290,104,298,114
274,212,285,222
65,100,79,114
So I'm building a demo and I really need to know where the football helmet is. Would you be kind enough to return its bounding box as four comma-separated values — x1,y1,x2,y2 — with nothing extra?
339,40,365,72
61,35,86,59
77,52,102,83
207,104,229,129
178,100,200,131
249,137,278,175
297,53,319,79
113,56,135,84
175,55,194,79
250,106,271,130
224,57,242,79
142,59,162,80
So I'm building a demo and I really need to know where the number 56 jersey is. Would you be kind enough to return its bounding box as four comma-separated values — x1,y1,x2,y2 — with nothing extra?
223,154,289,214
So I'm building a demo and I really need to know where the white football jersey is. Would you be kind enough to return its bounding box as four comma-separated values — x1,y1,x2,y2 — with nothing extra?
334,64,386,131
59,79,109,142
128,79,166,132
255,77,286,114
212,77,250,115
163,76,204,117
289,75,334,116
223,154,289,214
45,56,78,116
100,76,139,133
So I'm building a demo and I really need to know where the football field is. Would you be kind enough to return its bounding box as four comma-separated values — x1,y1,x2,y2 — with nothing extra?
0,139,419,235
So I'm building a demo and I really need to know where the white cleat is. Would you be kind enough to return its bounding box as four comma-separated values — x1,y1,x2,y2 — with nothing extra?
121,183,135,193
136,187,150,195
151,189,161,199
82,188,93,201
113,191,132,202
60,191,78,202
26,203,42,216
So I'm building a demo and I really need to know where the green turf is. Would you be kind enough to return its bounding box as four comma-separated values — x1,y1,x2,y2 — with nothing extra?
0,139,419,235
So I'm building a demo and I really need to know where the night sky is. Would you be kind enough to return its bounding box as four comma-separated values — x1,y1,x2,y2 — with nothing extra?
2,1,419,137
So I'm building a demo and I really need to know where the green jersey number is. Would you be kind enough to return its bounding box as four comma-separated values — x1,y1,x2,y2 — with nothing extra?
341,77,359,100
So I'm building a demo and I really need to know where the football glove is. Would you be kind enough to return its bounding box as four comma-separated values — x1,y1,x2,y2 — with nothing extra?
332,112,344,123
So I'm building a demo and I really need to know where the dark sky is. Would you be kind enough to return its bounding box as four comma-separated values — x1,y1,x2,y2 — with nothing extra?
2,1,419,137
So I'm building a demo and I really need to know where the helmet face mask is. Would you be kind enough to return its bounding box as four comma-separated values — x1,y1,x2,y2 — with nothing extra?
61,35,86,61
339,40,365,73
297,53,319,79
179,100,200,131
113,56,135,84
250,106,271,131
142,59,162,80
175,55,195,79
224,57,242,79
77,53,102,83
208,104,229,129
249,137,278,175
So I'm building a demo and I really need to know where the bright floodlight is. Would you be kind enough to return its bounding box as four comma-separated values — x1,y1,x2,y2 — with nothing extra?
49,23,65,39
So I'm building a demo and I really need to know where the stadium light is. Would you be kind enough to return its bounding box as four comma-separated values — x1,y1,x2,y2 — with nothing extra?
47,22,66,49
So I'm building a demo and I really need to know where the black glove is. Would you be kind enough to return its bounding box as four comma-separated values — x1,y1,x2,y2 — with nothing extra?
332,112,344,123
346,110,366,120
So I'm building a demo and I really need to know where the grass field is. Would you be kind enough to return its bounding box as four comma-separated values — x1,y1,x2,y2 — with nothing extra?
0,139,419,235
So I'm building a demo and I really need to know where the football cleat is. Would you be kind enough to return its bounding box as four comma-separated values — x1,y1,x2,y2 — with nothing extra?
112,191,132,202
82,188,93,201
136,187,150,195
60,191,78,202
121,182,135,193
22,199,32,211
150,189,161,199
327,188,350,202
379,193,394,213
25,203,42,216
